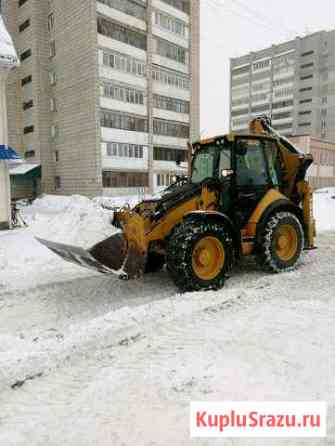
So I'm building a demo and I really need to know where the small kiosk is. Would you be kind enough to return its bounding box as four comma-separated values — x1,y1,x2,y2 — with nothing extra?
0,16,20,229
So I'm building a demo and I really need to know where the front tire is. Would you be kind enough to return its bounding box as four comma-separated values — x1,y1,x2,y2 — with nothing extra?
257,211,304,273
167,219,233,292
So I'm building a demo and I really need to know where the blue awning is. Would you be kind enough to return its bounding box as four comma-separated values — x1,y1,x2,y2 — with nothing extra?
0,145,20,160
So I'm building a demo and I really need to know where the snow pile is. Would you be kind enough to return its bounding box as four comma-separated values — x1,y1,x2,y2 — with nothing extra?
93,195,143,210
314,188,335,233
23,195,116,247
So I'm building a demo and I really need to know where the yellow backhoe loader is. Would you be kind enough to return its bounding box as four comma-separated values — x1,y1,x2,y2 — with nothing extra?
38,116,316,292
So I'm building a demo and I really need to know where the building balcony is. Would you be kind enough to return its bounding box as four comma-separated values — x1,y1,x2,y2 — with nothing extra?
96,1,147,32
153,160,187,172
101,153,149,172
152,81,190,101
101,127,149,146
152,24,189,50
98,64,147,90
100,97,147,116
97,34,146,61
152,54,188,75
153,108,190,123
153,134,188,148
152,0,190,24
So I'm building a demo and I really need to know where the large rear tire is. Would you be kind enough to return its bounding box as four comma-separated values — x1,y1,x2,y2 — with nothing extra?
257,211,304,273
167,219,233,292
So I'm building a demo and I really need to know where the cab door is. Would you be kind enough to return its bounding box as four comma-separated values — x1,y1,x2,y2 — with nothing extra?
233,137,277,227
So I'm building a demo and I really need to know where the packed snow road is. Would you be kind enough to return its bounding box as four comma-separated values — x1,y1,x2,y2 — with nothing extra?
0,193,335,445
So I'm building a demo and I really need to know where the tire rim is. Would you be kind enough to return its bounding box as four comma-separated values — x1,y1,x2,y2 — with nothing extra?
275,224,298,262
192,236,225,281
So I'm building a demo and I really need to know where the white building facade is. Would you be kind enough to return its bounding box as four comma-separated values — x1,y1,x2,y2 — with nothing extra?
2,0,200,197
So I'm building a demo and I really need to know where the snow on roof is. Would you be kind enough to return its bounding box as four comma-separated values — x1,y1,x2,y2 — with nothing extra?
9,163,40,175
0,15,19,68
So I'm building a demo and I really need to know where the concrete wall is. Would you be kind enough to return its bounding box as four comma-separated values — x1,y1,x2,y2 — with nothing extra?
51,0,101,197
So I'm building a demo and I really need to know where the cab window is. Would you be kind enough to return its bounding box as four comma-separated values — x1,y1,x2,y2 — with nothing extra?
236,139,268,187
264,141,280,187
219,148,231,172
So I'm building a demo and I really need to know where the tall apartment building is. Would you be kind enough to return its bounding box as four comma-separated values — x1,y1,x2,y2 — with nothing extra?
230,30,335,141
2,0,200,197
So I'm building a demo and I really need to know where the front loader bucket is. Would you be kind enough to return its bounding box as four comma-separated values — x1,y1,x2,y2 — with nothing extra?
36,232,147,279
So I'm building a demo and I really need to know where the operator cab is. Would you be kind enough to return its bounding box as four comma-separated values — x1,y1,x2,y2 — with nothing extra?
191,133,283,226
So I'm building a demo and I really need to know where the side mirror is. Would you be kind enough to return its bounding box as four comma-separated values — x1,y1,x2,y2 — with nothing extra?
221,169,234,178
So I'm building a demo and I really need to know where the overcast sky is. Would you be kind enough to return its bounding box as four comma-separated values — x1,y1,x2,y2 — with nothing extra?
200,0,335,137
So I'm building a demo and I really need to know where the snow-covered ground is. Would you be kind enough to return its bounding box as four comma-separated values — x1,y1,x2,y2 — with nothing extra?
0,191,335,445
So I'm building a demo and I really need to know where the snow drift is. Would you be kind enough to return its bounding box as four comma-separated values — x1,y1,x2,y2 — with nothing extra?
314,188,335,233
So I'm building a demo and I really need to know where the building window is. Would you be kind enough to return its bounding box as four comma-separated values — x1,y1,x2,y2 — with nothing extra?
301,50,314,57
21,75,32,86
97,17,147,51
152,65,190,90
20,49,32,62
273,123,292,132
49,71,57,85
232,107,249,117
232,96,249,107
272,111,292,121
23,125,34,134
154,10,187,37
153,37,187,64
274,87,294,98
23,100,33,110
299,122,311,127
253,59,271,71
160,0,190,14
102,50,146,77
24,150,35,159
101,82,145,105
106,142,144,159
232,117,249,128
50,97,56,112
300,63,314,69
272,76,294,87
48,13,55,32
102,171,149,188
18,0,29,7
49,41,56,58
55,176,61,190
272,100,294,110
299,87,313,93
299,110,311,116
153,94,189,114
232,65,250,77
154,146,187,162
157,173,175,187
251,104,270,114
97,0,146,21
54,151,59,162
300,75,313,81
50,124,59,139
153,118,189,138
19,19,30,33
100,110,147,132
